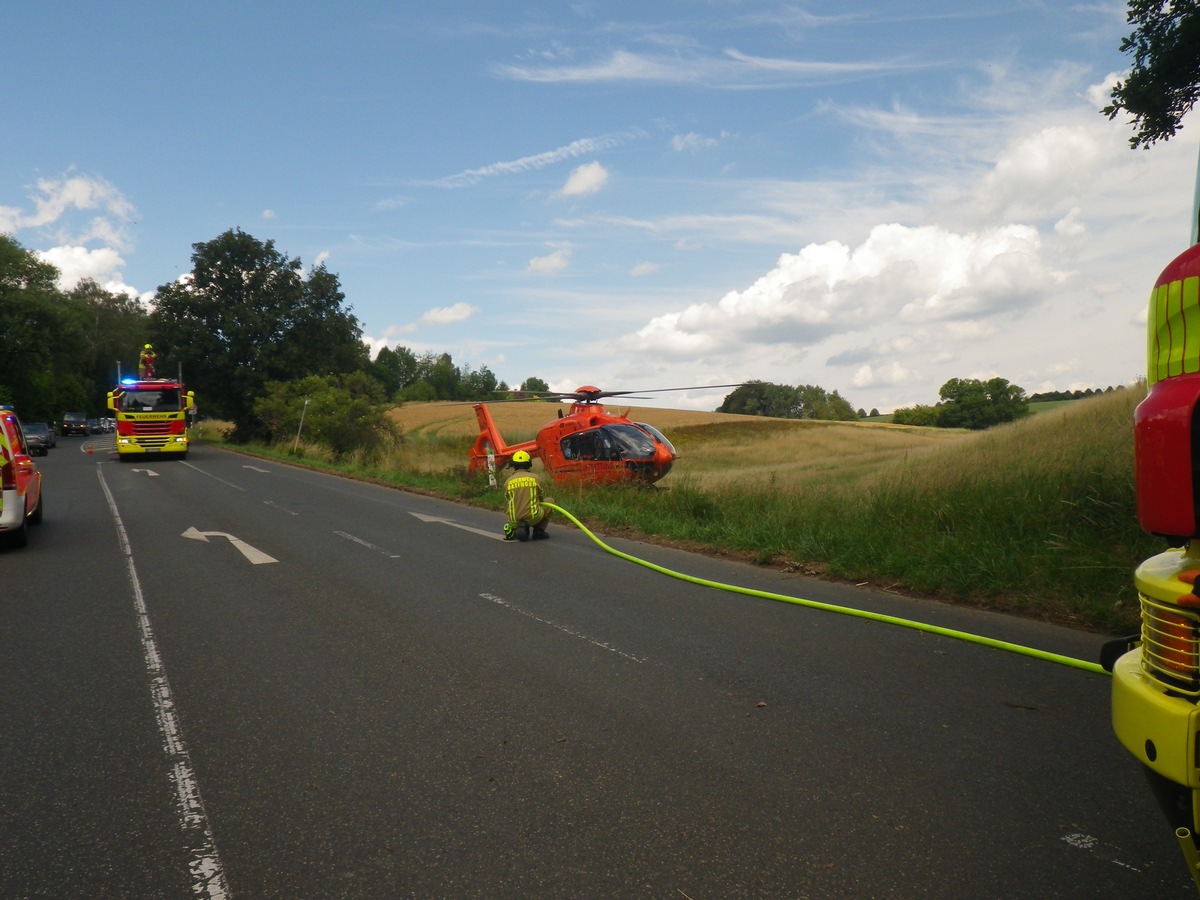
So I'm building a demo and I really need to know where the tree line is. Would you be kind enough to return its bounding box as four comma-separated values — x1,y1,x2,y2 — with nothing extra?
717,377,1038,431
0,229,543,451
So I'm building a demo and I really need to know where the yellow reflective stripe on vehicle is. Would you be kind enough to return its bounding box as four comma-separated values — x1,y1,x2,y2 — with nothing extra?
1149,275,1200,385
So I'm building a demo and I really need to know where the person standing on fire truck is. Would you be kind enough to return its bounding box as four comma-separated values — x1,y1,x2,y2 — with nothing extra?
138,343,156,379
503,450,551,541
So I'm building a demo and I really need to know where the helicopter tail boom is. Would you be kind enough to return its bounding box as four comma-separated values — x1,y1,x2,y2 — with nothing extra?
468,402,538,474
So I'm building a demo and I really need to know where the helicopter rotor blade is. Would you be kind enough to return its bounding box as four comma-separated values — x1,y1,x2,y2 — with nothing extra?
484,382,746,404
581,383,747,400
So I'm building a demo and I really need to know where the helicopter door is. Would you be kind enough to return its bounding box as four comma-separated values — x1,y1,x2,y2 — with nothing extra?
561,429,615,461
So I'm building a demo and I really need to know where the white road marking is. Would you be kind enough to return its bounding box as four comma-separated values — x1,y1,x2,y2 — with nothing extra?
182,526,279,564
1061,832,1142,873
410,511,505,540
334,530,403,558
96,466,230,899
479,592,647,663
243,465,270,473
130,468,160,477
264,500,299,516
180,461,245,491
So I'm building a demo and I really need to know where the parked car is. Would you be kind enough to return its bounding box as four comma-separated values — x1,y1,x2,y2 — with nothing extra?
61,411,87,435
87,418,102,434
0,407,43,548
22,422,51,456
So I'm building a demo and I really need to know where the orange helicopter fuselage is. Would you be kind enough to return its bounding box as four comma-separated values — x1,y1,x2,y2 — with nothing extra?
469,399,677,485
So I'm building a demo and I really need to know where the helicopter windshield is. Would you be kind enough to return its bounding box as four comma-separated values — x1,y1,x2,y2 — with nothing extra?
560,424,658,461
636,423,676,455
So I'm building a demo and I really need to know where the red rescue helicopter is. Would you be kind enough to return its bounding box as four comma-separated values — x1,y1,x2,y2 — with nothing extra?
468,384,741,486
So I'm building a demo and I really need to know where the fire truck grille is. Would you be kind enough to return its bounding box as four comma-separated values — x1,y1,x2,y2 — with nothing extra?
1141,594,1200,695
133,422,172,435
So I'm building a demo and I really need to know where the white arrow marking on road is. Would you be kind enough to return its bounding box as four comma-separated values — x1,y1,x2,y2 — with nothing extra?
181,526,278,564
410,511,505,541
130,468,160,476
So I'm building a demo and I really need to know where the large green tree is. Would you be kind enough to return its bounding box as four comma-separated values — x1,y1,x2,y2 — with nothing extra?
936,377,1030,430
371,345,421,399
150,229,368,439
68,279,150,397
254,371,400,459
717,380,858,421
1104,1,1200,147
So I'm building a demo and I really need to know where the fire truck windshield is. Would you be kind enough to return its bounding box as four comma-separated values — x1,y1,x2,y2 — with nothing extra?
118,388,181,412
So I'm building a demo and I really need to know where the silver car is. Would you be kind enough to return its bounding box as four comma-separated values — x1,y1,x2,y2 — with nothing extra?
21,422,51,456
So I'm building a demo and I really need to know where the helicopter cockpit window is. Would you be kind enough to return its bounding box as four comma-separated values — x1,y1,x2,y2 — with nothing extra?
560,424,657,461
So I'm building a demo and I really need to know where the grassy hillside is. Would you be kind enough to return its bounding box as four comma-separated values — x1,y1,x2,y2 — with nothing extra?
223,388,1160,634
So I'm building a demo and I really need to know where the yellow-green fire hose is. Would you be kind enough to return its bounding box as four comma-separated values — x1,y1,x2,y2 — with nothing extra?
544,502,1108,677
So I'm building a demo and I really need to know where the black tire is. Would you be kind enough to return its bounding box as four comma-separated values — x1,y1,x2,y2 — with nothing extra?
5,517,28,548
29,491,42,526
1143,765,1200,834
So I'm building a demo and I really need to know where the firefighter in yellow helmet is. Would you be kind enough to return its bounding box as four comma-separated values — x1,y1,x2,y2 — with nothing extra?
502,450,551,541
138,343,157,379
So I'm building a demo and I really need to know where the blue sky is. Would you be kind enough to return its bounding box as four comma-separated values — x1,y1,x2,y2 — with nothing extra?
3,1,1197,412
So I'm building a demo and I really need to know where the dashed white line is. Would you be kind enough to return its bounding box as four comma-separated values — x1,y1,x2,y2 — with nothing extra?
180,461,244,491
479,592,647,663
335,530,403,558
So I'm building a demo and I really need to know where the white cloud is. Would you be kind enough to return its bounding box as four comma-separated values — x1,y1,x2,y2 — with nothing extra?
630,261,660,277
671,132,717,152
262,209,276,219
496,47,918,88
852,360,915,389
1054,207,1086,237
624,222,1068,359
556,160,609,197
420,302,479,325
35,244,124,287
0,172,136,251
427,133,637,188
527,248,571,273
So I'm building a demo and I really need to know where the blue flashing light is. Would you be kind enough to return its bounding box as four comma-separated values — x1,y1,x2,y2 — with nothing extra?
120,378,137,385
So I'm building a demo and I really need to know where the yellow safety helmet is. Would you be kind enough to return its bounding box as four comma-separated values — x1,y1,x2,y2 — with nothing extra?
511,450,532,465
144,343,153,349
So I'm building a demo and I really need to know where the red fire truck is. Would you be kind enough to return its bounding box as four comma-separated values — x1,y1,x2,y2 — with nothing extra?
106,378,196,460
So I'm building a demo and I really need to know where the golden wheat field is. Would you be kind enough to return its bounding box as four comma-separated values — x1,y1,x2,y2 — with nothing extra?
386,400,973,486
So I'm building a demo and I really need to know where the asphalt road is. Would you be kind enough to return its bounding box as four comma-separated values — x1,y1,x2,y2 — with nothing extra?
1,438,1194,898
